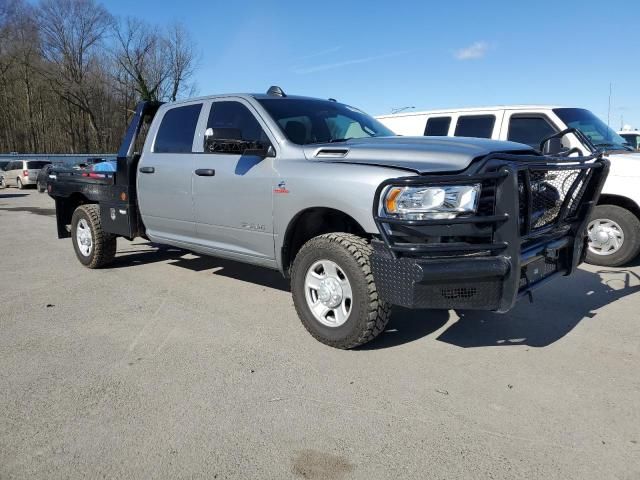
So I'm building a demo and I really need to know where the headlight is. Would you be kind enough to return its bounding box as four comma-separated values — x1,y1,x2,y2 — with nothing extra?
383,184,481,220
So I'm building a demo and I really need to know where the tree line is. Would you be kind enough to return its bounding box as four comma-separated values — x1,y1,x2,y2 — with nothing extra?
0,0,198,154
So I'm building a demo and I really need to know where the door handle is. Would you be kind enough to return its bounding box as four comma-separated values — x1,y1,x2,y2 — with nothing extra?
195,169,215,177
139,166,155,174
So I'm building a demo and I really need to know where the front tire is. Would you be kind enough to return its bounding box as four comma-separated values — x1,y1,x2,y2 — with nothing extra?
71,204,117,268
585,204,640,267
291,233,391,349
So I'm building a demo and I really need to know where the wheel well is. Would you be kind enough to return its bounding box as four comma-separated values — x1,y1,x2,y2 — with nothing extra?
598,194,640,219
56,193,93,237
281,207,368,276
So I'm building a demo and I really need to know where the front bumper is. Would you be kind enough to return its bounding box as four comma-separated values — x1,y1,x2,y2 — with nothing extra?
371,153,609,313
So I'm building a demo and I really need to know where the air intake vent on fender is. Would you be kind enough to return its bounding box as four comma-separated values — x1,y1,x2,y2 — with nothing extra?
315,148,349,158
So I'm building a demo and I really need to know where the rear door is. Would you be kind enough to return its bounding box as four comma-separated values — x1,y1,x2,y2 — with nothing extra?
191,98,276,261
137,102,203,244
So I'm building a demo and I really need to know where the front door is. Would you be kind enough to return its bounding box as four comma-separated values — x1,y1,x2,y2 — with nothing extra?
137,102,203,244
192,99,276,261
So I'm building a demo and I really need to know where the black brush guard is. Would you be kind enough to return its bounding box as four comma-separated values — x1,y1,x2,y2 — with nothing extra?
371,152,609,313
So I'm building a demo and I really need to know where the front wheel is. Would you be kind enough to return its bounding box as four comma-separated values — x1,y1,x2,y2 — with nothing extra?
291,233,391,349
71,204,117,268
585,205,640,267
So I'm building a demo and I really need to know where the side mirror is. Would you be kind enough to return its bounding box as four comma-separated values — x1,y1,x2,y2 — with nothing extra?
542,137,564,155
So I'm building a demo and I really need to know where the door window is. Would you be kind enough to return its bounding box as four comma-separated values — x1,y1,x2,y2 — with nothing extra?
206,101,268,145
454,115,496,138
507,116,558,148
424,117,451,136
154,104,202,153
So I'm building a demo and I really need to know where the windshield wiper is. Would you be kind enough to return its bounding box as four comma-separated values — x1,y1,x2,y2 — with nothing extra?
328,137,353,143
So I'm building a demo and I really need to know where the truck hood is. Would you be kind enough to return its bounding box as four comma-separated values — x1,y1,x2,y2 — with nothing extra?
302,136,536,173
605,151,640,177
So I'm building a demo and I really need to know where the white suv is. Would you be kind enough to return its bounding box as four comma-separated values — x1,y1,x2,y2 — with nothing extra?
377,106,640,267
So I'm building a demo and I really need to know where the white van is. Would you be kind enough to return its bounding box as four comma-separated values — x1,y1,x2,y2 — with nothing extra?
377,106,640,267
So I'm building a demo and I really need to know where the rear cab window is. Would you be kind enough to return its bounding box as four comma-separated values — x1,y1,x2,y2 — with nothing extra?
507,116,558,148
424,117,451,136
154,103,203,153
454,115,496,138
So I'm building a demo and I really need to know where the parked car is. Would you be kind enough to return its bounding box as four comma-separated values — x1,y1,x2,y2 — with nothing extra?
619,130,640,151
46,88,608,349
2,159,51,189
377,106,640,267
36,163,55,192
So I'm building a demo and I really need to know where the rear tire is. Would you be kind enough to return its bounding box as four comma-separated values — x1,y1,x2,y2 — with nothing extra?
291,233,391,349
585,204,640,267
16,178,23,189
38,182,45,193
71,204,117,268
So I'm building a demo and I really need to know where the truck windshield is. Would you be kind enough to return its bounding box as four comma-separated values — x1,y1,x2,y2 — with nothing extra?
258,98,394,145
553,108,632,151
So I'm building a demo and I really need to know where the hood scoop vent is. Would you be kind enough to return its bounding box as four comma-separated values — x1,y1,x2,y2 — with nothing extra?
315,148,349,158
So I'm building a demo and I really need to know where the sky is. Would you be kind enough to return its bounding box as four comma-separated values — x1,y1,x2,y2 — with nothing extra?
103,0,640,129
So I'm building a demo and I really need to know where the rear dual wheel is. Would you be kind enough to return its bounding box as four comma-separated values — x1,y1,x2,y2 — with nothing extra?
291,233,390,349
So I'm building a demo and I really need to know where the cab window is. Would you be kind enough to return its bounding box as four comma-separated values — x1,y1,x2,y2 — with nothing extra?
507,116,558,148
454,115,495,138
206,101,268,144
154,103,203,153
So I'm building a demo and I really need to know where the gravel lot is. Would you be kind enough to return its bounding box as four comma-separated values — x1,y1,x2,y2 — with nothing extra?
1,189,639,479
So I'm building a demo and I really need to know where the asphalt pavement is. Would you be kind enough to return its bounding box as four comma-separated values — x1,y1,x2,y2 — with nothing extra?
1,189,638,479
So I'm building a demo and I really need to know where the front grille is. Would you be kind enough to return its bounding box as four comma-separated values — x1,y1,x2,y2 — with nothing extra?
518,167,592,235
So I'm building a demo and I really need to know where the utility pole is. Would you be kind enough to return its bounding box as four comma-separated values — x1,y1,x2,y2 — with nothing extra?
607,82,612,129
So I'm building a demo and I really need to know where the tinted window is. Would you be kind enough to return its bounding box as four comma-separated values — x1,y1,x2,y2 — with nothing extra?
620,134,639,149
507,116,557,148
0,161,8,170
154,104,202,153
424,117,451,136
454,115,495,138
207,101,267,143
258,98,394,145
553,108,629,151
26,161,50,169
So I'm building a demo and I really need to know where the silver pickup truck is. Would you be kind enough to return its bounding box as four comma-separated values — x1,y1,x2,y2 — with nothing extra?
48,87,609,349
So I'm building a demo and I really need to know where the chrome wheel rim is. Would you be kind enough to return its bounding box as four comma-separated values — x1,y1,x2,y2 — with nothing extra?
304,259,353,327
587,218,624,256
76,219,93,257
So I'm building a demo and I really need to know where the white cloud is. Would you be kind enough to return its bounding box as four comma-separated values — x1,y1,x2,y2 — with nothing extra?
455,41,489,60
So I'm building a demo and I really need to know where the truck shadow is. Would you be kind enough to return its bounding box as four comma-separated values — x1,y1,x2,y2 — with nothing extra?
110,244,639,350
360,267,640,350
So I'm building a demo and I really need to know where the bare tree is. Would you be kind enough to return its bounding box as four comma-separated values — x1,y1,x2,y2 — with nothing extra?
0,0,199,154
112,17,170,102
112,18,198,103
165,22,197,102
37,0,113,150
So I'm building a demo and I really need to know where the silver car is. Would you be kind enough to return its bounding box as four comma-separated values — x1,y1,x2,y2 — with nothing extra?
1,160,51,189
